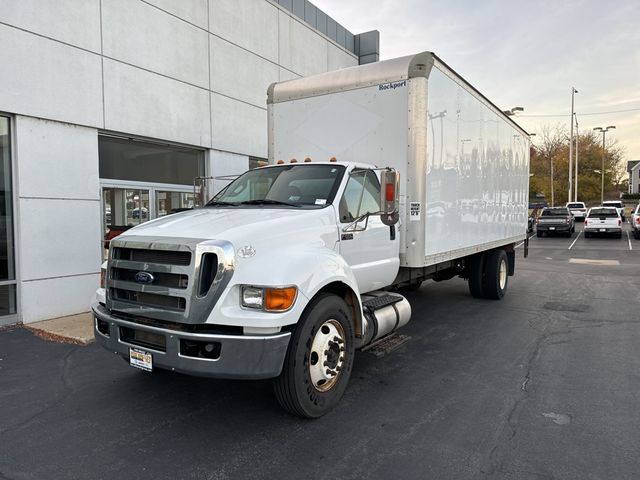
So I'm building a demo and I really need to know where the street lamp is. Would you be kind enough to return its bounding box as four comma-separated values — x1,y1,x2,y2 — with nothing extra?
503,106,524,116
568,87,578,203
593,125,616,204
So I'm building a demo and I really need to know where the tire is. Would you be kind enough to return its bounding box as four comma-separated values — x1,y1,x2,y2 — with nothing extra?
566,231,572,238
484,249,509,300
273,294,355,418
584,231,590,238
617,232,622,239
467,253,486,299
634,230,640,240
536,231,542,238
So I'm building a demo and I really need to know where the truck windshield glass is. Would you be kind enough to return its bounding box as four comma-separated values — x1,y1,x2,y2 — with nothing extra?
541,208,568,217
208,164,346,207
588,208,618,218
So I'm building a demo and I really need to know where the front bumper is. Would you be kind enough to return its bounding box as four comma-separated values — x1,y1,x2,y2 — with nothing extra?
92,302,291,379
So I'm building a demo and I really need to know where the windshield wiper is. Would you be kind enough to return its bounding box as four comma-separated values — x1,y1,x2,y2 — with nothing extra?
239,199,301,207
206,200,240,207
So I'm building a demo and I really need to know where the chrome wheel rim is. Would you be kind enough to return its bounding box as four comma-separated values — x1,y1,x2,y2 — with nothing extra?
308,319,346,392
499,258,507,290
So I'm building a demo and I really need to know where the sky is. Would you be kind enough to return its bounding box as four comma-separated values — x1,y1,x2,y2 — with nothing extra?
313,0,640,162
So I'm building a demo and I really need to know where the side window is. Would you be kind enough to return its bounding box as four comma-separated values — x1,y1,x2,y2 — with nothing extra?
339,170,381,223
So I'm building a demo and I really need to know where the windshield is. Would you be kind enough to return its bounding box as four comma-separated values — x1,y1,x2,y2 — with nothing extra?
588,208,618,218
602,202,622,208
541,208,568,217
567,203,585,209
208,164,346,208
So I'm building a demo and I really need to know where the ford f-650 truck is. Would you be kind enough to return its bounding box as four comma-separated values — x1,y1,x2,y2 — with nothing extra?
93,52,530,417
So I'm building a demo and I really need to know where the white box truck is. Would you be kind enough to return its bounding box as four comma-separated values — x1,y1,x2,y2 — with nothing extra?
93,52,530,417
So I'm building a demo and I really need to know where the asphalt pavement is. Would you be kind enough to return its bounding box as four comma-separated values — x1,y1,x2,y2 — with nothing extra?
1,222,639,480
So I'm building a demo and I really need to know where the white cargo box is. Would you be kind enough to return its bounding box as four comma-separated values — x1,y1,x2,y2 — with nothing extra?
268,52,530,268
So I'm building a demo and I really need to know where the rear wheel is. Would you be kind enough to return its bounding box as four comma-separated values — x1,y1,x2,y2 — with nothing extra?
273,294,355,418
484,249,509,300
467,253,486,299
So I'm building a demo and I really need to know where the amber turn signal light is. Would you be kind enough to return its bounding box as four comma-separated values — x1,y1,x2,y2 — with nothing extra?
264,287,297,311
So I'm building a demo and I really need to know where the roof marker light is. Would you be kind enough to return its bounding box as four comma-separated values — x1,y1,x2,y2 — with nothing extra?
329,157,337,162
304,157,311,162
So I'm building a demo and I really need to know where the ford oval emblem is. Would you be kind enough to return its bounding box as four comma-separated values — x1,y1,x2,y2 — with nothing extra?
134,271,155,284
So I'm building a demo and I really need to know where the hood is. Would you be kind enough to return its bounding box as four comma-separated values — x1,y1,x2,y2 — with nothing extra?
118,206,339,248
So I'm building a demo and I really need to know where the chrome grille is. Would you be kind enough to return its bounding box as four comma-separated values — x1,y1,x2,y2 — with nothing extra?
106,237,235,324
113,247,191,265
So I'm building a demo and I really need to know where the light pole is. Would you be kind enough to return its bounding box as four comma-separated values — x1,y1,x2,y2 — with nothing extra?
574,113,579,202
593,125,616,204
568,87,578,203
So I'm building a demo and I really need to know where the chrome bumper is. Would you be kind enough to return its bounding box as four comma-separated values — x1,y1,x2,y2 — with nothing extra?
92,303,291,380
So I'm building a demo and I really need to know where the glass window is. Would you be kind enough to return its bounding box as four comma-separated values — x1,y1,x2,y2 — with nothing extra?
339,170,381,222
99,136,204,185
156,191,197,217
0,116,16,317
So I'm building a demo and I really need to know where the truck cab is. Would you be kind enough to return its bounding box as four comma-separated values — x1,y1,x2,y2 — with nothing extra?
94,161,407,417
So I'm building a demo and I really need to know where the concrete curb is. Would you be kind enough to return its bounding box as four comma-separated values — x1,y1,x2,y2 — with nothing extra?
24,312,95,346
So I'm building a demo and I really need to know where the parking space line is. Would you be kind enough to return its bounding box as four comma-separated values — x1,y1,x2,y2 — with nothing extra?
627,231,633,251
568,231,582,250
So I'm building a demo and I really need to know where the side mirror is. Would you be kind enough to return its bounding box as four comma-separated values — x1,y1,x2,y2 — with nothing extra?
380,168,400,226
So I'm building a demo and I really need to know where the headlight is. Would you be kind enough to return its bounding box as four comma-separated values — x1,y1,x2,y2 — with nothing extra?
241,286,264,309
241,286,297,312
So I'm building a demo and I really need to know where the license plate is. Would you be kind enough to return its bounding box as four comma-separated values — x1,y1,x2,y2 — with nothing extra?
599,228,606,232
129,347,153,371
549,227,555,230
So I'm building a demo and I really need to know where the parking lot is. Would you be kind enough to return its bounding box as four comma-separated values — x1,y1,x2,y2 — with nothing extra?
1,221,640,480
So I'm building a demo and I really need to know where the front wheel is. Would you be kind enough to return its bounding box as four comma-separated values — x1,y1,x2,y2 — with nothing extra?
273,294,355,418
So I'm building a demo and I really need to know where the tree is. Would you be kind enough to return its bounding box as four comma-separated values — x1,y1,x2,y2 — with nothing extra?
531,124,625,205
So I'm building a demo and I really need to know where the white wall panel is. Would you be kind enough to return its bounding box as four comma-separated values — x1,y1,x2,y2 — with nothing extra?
15,117,99,200
208,150,249,195
18,198,101,281
21,274,99,324
278,11,328,77
209,0,278,63
327,43,357,72
103,59,211,147
210,35,279,107
0,0,101,52
144,0,209,29
211,93,266,157
0,25,103,127
279,68,301,82
102,0,209,89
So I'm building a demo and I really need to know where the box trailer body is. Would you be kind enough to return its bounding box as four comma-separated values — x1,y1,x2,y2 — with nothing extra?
93,52,530,418
268,51,530,269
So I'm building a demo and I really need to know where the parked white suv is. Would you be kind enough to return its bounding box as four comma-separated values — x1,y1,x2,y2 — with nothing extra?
601,200,625,222
584,207,622,238
631,204,640,240
566,201,587,221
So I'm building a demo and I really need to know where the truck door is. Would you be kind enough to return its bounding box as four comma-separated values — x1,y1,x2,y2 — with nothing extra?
337,169,400,293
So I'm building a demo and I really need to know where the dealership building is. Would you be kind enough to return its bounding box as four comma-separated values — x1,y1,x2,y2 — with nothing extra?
0,0,379,326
